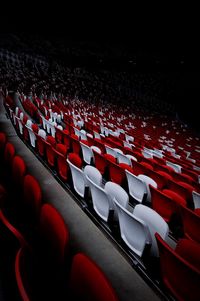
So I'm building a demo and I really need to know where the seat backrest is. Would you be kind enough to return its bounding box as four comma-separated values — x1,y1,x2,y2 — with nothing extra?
142,149,153,159
0,132,7,153
80,141,93,164
104,181,129,209
26,119,32,128
138,174,157,203
12,155,26,187
91,145,101,154
39,204,69,264
113,198,151,257
67,158,86,198
84,165,102,186
125,170,147,203
179,205,200,244
4,142,15,166
107,161,126,185
175,238,200,271
26,126,36,148
155,233,200,301
166,160,182,173
38,129,46,140
68,153,82,169
150,186,179,223
86,177,112,222
69,253,119,301
105,145,117,158
117,152,132,166
93,151,108,175
134,204,169,257
192,190,200,209
23,174,42,218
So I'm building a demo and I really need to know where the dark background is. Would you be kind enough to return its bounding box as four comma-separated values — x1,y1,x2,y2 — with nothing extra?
1,4,199,131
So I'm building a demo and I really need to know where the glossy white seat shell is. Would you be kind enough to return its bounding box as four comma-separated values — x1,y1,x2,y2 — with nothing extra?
86,176,113,222
80,142,94,165
113,198,151,257
125,170,147,203
138,174,157,203
133,204,169,257
192,191,200,209
67,158,88,198
84,165,103,187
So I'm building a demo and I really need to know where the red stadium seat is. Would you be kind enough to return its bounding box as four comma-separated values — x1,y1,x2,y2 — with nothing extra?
156,233,200,301
69,253,119,301
179,205,200,244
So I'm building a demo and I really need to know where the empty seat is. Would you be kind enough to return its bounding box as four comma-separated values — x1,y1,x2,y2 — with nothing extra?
155,233,200,301
138,174,157,203
192,191,200,209
166,161,182,173
15,204,70,301
113,197,151,257
84,165,103,186
39,203,69,265
69,253,119,301
104,181,130,211
86,176,113,222
117,152,132,166
22,174,42,228
125,170,147,203
80,141,94,164
67,154,87,198
4,142,15,168
179,205,200,244
133,204,169,257
0,132,7,155
12,155,27,188
150,186,181,223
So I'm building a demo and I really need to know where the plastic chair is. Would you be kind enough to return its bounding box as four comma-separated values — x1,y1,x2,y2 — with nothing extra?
104,181,130,210
133,204,169,257
192,190,200,209
84,165,103,186
25,126,37,148
12,155,27,188
93,151,109,175
105,145,118,158
43,140,56,168
125,170,147,203
166,161,182,173
69,253,119,301
54,149,69,182
86,176,113,222
0,132,7,154
113,198,151,257
15,204,70,301
175,238,200,271
80,141,94,164
138,174,157,203
67,157,87,198
107,161,126,185
150,186,181,223
39,204,69,265
155,233,200,301
179,204,200,244
23,174,42,223
4,142,15,167
117,152,132,166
